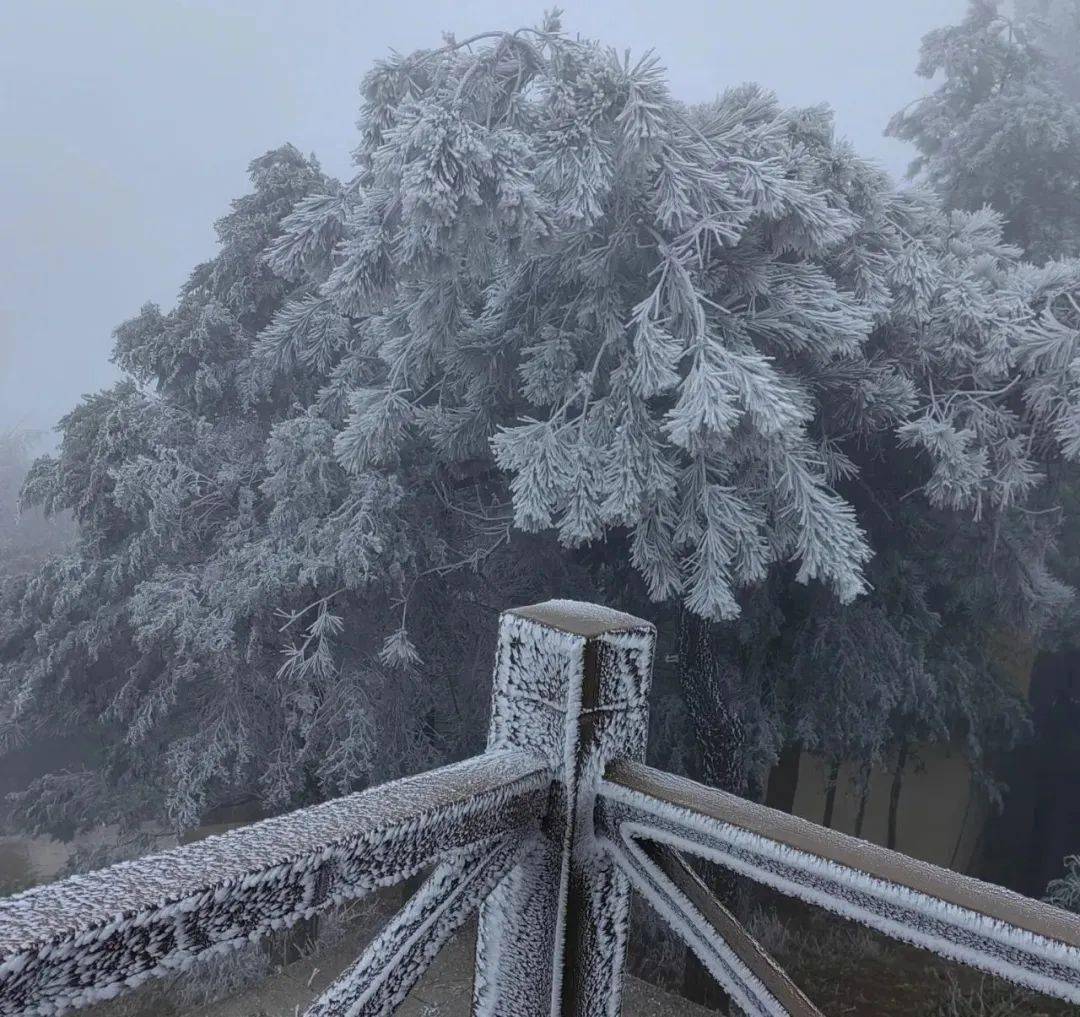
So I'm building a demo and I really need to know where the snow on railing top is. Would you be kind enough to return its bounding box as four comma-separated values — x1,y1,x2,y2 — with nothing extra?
604,759,1080,953
598,759,1080,1010
0,750,549,1016
3,599,1080,1017
508,599,650,638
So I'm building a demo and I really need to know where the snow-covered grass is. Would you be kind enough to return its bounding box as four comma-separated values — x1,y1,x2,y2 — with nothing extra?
627,894,687,991
743,903,792,960
171,943,270,1011
623,872,1075,1015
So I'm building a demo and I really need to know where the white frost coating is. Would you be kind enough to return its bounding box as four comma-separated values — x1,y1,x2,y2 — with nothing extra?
603,836,787,1017
511,600,647,636
473,603,655,1017
597,781,1080,1005
0,751,550,1017
305,834,526,1017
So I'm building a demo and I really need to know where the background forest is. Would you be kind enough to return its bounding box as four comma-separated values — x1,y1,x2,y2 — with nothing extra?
3,1,1080,1012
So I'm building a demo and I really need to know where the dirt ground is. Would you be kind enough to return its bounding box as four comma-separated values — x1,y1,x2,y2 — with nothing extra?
63,882,1080,1017
185,918,715,1017
75,886,715,1017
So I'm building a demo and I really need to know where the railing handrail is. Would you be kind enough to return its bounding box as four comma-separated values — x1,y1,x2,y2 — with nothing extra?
598,759,1080,1007
0,750,549,1016
604,758,1080,952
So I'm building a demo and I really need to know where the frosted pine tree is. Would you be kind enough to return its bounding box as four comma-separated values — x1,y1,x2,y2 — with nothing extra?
293,28,885,622
257,44,1080,998
284,21,1080,625
0,430,71,580
5,16,1080,880
888,0,1080,263
0,142,598,840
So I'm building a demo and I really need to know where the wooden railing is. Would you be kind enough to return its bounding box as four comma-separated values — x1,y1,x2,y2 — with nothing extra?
2,599,1079,1016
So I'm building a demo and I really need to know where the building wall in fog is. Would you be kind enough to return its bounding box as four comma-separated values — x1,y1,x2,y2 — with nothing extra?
792,629,1038,874
792,746,985,871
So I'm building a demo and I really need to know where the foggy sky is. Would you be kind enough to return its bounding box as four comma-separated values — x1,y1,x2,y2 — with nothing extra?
0,0,966,440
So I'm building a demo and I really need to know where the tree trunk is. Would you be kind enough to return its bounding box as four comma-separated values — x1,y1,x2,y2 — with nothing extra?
949,782,976,870
765,742,802,814
853,763,871,840
887,741,909,851
822,760,840,829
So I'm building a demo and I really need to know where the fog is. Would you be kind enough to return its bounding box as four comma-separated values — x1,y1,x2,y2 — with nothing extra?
7,4,1080,1014
0,0,964,439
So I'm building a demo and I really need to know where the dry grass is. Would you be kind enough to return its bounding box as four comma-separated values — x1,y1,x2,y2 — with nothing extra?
742,897,1074,1017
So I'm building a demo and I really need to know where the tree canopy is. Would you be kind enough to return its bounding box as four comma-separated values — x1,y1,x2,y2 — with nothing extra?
4,16,1080,838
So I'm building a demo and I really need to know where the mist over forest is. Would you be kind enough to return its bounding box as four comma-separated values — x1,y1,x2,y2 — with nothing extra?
3,3,1080,1015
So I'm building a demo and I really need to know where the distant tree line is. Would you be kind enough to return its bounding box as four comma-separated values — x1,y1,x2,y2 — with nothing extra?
0,429,70,582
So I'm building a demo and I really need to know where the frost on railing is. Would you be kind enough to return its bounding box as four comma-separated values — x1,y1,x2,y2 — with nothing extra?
597,762,1080,1015
0,751,549,1016
2,599,1080,1017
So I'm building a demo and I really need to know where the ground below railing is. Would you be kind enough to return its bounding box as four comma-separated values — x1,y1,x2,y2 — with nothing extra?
76,896,715,1017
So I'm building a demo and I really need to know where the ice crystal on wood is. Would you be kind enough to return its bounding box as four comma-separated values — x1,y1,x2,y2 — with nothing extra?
474,603,656,1017
0,752,548,1017
597,763,1080,1006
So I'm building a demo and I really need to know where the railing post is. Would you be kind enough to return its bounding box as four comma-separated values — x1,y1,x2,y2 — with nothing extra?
471,600,656,1017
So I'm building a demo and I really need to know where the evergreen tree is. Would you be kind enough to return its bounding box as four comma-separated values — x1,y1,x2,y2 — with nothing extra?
0,144,592,839
888,0,1080,263
895,0,1080,896
4,18,1080,859
0,429,70,579
304,21,1078,803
